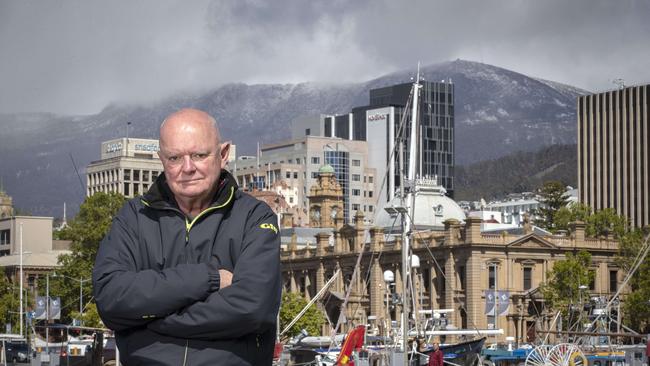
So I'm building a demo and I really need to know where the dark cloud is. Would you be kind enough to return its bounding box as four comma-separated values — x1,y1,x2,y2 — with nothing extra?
1,0,648,114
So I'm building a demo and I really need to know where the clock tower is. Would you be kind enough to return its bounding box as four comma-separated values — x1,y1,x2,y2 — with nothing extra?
307,165,343,228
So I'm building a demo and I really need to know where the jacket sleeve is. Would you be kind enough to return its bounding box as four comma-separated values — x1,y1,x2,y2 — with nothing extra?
146,202,282,340
93,202,216,331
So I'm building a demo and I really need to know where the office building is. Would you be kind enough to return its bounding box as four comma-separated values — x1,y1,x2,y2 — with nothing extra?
234,136,376,224
294,80,455,206
578,84,649,228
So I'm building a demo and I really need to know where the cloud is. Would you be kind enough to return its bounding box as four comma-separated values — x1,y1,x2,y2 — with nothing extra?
1,0,648,114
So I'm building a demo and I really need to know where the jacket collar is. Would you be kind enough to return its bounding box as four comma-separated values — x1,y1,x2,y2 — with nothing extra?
142,170,239,212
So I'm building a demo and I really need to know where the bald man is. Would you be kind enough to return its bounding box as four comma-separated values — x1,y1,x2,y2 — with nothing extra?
93,109,281,365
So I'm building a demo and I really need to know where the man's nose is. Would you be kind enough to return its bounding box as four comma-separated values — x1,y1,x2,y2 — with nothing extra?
181,155,196,173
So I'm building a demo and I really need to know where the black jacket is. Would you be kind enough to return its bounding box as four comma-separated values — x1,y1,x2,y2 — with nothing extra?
93,171,281,365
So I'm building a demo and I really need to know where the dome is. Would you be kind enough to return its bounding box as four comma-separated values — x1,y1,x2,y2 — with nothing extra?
374,177,466,230
318,164,335,174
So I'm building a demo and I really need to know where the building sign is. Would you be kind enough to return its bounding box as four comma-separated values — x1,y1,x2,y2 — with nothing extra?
367,113,387,122
135,143,159,152
105,142,123,153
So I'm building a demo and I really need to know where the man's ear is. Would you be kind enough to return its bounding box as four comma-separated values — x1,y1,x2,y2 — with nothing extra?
220,141,231,167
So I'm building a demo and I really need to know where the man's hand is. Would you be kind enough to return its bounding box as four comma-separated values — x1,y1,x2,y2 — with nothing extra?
219,269,233,289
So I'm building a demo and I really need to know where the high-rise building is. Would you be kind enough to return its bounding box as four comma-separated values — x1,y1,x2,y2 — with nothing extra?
577,84,649,228
300,81,455,206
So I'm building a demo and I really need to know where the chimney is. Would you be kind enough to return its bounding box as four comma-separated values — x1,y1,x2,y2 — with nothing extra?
465,217,482,244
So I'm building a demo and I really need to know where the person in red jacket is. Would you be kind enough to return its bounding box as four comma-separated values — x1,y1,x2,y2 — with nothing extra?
428,342,444,366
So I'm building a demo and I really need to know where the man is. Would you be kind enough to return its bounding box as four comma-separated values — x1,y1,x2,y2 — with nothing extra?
428,342,444,366
93,108,281,365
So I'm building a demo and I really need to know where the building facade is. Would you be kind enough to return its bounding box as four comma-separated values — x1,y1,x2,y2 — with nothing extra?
234,136,376,224
281,177,623,343
86,138,164,198
578,84,649,228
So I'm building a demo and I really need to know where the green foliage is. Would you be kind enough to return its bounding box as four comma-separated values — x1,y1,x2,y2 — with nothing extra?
617,229,650,333
455,144,576,201
585,208,627,238
0,273,20,331
535,180,569,232
553,203,591,233
541,250,594,312
54,192,125,324
69,302,104,328
279,292,326,341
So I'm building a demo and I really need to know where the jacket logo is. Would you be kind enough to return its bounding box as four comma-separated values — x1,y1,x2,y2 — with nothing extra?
260,223,278,234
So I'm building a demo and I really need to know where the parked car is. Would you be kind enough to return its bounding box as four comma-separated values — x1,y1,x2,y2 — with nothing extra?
5,341,30,363
102,337,116,366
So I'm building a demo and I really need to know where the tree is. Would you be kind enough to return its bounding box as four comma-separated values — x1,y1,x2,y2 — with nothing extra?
540,251,594,315
585,208,627,238
554,202,591,233
53,192,125,324
617,228,650,333
0,273,20,331
279,292,326,341
535,181,569,232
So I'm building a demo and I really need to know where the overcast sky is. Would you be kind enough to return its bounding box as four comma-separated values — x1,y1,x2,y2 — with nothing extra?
1,0,649,115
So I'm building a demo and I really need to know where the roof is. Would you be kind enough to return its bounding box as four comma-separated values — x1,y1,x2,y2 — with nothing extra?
0,250,70,268
375,178,466,230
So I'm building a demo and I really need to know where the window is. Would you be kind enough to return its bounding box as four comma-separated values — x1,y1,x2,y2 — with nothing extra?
352,174,361,182
488,264,496,289
296,158,301,164
369,176,374,183
293,172,298,179
311,157,320,164
0,229,10,245
368,205,373,212
123,183,130,196
124,169,131,181
523,267,532,290
458,266,466,290
311,172,318,178
133,170,140,181
352,189,360,196
368,191,373,198
589,270,596,290
352,204,360,211
609,270,617,292
352,159,361,167
143,170,150,182
152,171,159,180
286,171,291,179
289,197,294,204
305,128,311,136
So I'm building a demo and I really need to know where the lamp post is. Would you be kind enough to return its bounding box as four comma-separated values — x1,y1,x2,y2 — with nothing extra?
383,270,395,338
46,273,50,355
19,223,23,337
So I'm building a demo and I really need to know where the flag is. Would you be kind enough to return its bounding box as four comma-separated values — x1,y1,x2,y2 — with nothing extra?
34,296,47,320
497,291,510,316
484,290,495,315
49,297,61,320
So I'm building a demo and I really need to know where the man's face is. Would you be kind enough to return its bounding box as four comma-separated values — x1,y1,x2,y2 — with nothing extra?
158,114,230,203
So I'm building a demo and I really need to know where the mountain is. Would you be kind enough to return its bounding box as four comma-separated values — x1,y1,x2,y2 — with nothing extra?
455,144,577,201
0,60,588,217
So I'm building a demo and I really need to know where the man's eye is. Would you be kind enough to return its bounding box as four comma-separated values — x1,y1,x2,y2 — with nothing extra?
192,153,208,160
168,156,179,162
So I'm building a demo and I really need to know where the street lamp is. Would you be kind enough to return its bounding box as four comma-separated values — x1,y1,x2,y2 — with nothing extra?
51,274,90,320
383,270,395,337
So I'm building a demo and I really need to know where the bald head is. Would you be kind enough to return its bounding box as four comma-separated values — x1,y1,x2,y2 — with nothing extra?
160,108,220,148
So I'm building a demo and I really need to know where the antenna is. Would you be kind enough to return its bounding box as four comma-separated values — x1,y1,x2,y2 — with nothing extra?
69,153,86,196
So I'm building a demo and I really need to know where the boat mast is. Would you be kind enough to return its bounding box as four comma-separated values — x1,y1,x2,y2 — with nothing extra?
401,63,421,363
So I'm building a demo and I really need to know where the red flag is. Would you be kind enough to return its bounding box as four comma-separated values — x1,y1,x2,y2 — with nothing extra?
336,325,366,365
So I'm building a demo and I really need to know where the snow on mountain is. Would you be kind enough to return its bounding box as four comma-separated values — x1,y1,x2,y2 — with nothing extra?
0,60,588,216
